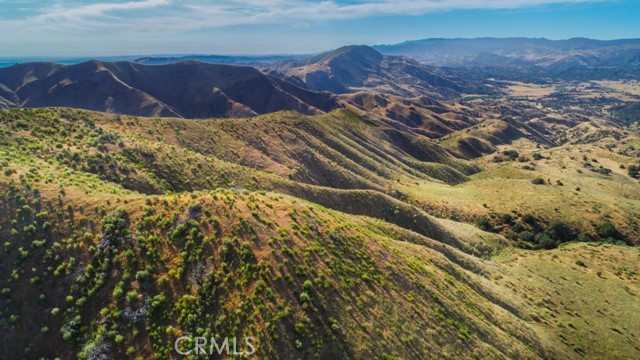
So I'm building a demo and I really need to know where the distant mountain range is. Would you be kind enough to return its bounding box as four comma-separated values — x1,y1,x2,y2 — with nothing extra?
0,47,470,124
2,38,639,120
4,37,639,83
0,55,293,69
133,54,305,67
375,37,640,81
375,37,640,66
0,60,341,118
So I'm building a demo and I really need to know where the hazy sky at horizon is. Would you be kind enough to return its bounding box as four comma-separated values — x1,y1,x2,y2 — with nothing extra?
0,0,638,57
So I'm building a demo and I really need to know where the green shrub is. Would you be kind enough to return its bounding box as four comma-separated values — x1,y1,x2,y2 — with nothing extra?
299,291,311,304
522,214,536,225
303,280,313,293
499,214,513,225
502,150,519,160
135,270,151,282
596,221,623,242
531,177,546,185
517,231,535,242
475,217,492,231
534,233,557,249
545,221,573,243
187,202,202,218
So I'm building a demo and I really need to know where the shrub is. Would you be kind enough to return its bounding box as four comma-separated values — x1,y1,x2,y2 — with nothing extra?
522,214,536,225
299,291,311,304
531,177,546,185
187,202,202,218
517,231,535,242
475,217,492,231
596,221,623,241
628,165,640,179
502,150,519,160
303,280,313,293
535,233,557,249
512,222,525,233
499,214,513,225
546,221,573,243
576,232,592,242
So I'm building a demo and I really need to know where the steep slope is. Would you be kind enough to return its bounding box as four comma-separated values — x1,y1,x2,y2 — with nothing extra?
0,83,18,108
270,45,466,99
0,61,336,118
0,181,557,360
0,108,482,251
0,96,15,108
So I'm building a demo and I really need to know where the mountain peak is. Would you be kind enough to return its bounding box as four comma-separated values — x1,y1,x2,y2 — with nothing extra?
270,44,464,98
312,45,383,65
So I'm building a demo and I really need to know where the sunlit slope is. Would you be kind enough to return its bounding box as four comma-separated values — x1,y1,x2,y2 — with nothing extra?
1,107,639,360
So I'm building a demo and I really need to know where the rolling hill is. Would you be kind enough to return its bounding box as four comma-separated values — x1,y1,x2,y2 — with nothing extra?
1,37,640,360
1,107,639,360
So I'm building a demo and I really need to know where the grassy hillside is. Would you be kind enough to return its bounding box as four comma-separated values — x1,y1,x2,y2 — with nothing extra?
0,181,550,359
1,107,639,359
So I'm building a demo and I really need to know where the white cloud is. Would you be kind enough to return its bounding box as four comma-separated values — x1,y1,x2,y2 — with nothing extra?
35,0,172,21
0,0,611,54
161,0,610,30
0,0,610,32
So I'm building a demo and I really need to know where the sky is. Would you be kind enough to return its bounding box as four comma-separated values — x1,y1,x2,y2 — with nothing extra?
0,0,638,57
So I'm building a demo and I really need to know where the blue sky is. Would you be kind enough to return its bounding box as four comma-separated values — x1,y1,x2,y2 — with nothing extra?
0,0,638,57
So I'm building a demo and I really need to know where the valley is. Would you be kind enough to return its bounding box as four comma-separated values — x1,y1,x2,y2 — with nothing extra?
0,40,639,360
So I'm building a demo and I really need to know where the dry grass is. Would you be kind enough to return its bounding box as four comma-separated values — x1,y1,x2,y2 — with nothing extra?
506,82,557,98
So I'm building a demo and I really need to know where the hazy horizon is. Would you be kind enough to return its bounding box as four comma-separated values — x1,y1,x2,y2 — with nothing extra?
1,36,639,64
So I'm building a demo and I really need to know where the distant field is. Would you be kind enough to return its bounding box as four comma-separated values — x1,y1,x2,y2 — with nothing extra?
504,80,640,103
506,82,557,98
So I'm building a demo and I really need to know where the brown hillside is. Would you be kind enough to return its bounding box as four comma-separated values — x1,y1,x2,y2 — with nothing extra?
270,45,466,99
